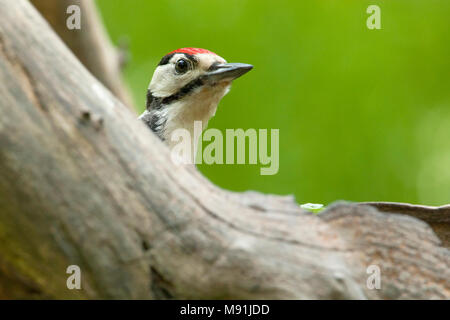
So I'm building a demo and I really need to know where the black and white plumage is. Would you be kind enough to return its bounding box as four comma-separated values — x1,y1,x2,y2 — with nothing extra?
139,48,252,157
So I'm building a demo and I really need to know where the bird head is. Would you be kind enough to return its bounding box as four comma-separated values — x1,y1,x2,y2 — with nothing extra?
140,48,253,154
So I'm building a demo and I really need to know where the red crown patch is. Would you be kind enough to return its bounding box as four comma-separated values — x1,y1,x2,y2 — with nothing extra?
168,48,217,56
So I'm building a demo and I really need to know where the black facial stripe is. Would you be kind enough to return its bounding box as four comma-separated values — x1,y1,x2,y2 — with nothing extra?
146,76,204,110
146,90,163,110
158,52,198,66
161,77,204,105
146,76,205,110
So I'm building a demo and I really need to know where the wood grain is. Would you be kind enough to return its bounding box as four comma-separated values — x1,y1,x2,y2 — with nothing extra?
0,0,448,299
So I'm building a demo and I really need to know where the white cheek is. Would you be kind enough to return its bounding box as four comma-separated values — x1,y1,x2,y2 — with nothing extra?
149,65,202,97
149,66,175,96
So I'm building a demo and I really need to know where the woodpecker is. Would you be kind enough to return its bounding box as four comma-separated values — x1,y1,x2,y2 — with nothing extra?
139,48,253,160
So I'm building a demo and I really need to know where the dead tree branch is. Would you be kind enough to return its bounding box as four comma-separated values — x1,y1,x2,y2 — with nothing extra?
361,202,450,248
30,0,134,109
0,0,448,299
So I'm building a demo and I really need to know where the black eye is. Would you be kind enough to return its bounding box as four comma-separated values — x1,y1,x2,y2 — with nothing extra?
175,59,189,74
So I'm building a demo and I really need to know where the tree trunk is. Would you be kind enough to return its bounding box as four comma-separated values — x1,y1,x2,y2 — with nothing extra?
30,0,134,109
0,0,448,299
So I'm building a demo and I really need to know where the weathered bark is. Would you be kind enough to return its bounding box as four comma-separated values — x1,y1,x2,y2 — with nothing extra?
30,0,134,109
0,0,448,299
361,202,450,248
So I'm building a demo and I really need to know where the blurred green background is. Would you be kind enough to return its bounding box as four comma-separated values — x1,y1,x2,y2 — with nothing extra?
96,0,450,206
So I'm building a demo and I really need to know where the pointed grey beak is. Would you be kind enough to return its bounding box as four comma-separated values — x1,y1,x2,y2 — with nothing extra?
204,63,253,84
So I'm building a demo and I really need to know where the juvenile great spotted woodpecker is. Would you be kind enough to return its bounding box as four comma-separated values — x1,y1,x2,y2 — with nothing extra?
139,48,252,158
